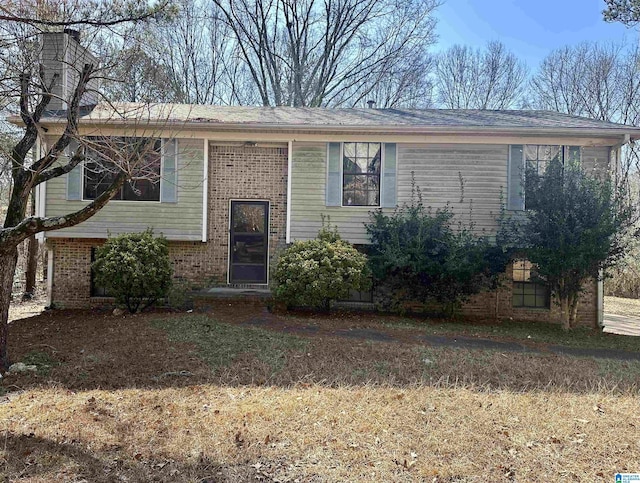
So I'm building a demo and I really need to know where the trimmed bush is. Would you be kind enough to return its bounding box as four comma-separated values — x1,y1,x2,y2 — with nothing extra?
93,230,173,313
273,226,371,311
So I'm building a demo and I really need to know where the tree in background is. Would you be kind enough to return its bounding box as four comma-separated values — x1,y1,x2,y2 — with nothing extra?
501,159,636,330
603,0,640,25
0,0,172,371
100,0,251,105
530,42,640,126
433,41,528,109
211,0,438,107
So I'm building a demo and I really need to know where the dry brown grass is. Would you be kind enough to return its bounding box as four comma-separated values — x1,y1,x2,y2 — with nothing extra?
2,303,640,481
1,385,638,482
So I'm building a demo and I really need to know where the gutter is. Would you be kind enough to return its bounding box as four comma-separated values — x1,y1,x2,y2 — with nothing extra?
10,116,640,141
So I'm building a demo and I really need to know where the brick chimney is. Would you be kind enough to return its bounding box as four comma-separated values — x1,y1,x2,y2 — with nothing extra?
40,30,100,112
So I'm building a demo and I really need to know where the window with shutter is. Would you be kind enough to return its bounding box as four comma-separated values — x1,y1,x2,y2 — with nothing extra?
325,142,397,209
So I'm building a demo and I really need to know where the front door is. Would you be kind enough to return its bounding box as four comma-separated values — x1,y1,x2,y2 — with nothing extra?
229,200,269,284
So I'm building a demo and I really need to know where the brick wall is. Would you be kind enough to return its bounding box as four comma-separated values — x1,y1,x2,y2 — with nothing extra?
206,144,288,282
460,263,598,327
48,144,289,307
48,238,96,309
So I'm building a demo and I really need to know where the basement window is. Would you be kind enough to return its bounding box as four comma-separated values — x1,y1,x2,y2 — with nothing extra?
90,248,110,297
512,259,549,309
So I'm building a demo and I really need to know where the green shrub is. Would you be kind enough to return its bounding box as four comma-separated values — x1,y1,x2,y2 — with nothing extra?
501,158,635,329
365,195,508,316
93,230,173,313
166,278,194,310
273,226,371,311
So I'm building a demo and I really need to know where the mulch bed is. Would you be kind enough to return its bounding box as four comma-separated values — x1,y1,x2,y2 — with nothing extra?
5,299,639,395
5,308,214,391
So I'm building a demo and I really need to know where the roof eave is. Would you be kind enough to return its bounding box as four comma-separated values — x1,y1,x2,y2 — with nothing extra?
11,115,640,140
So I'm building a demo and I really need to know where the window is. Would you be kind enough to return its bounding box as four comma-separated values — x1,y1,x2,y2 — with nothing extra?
523,145,581,210
90,248,110,297
342,142,381,206
512,259,549,309
83,137,162,201
524,145,581,175
524,145,562,176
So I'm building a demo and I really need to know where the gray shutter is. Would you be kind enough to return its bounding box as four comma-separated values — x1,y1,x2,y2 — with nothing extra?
381,143,397,208
507,145,524,211
326,142,341,206
66,139,82,200
161,138,178,203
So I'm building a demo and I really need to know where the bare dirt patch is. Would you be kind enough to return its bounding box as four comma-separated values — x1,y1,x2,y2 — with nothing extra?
4,310,214,390
8,295,45,323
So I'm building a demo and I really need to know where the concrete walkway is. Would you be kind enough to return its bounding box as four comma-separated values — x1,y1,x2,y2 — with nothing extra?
603,313,640,337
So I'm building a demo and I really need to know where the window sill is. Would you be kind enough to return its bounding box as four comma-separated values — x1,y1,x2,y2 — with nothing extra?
512,306,550,311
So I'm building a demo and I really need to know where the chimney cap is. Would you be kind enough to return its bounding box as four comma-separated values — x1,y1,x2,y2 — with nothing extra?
366,100,376,109
63,28,81,42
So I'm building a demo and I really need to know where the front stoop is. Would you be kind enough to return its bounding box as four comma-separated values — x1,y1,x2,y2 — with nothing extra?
193,286,272,299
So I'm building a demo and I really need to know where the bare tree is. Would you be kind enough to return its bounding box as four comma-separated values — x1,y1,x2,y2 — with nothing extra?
530,41,640,127
603,0,640,25
0,0,173,372
99,32,177,103
433,41,528,109
100,0,264,106
211,0,439,107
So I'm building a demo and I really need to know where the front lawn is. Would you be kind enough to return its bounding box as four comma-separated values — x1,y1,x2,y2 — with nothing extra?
1,302,639,481
395,317,640,352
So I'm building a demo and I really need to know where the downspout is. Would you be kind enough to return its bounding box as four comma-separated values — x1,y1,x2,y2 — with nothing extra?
202,139,208,242
46,247,54,308
286,140,292,244
597,270,604,328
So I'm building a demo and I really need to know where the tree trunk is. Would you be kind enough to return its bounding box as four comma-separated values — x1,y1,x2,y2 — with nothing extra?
24,191,38,298
559,296,571,331
569,294,579,329
0,247,19,372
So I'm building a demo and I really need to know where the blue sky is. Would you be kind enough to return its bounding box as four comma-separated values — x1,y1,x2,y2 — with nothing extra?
435,0,637,68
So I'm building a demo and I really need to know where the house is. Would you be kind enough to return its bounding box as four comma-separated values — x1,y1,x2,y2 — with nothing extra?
19,32,640,326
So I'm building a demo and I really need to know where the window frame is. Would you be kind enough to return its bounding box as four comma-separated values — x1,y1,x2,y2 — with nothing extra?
90,247,111,298
511,259,550,309
340,142,384,208
81,137,167,204
523,145,582,211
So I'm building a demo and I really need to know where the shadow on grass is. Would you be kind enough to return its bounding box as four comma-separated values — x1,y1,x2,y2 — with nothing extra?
4,304,640,395
0,432,257,483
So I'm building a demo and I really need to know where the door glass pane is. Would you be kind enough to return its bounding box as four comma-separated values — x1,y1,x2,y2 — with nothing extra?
234,265,266,283
232,234,265,264
232,203,265,233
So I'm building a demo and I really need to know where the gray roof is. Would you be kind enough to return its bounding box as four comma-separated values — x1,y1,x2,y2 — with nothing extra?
33,103,640,137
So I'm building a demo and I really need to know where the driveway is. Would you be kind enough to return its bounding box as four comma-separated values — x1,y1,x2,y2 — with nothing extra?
603,313,640,336
603,296,640,336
